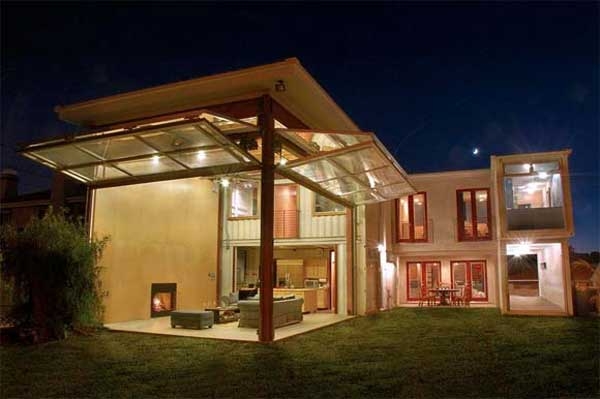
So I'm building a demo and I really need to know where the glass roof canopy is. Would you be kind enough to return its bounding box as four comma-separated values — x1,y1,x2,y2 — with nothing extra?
21,112,415,206
276,129,415,205
20,112,261,186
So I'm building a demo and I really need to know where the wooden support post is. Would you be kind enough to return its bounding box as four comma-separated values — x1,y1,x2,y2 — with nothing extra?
258,95,275,342
346,207,354,315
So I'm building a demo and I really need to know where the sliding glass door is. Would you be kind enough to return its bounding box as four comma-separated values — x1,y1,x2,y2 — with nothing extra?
407,261,441,301
450,261,488,301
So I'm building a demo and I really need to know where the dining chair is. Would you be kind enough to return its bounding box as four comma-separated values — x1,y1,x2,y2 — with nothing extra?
418,286,437,307
451,285,465,306
463,284,472,307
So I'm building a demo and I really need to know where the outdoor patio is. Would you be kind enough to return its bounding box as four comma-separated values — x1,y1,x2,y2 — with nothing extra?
105,312,353,342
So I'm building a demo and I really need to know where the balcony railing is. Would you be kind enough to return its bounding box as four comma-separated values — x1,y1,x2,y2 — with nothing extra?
274,210,299,239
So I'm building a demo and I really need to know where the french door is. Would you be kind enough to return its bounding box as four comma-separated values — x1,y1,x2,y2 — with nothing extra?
406,261,441,301
450,260,488,301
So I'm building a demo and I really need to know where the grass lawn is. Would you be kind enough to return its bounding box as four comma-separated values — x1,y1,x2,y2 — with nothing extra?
1,308,598,398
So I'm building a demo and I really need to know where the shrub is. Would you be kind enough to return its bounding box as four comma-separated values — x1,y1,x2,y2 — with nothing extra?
0,208,108,342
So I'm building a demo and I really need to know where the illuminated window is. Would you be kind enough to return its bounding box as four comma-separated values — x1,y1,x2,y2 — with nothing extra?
503,161,565,230
457,189,491,241
230,181,259,218
451,261,487,301
314,194,345,215
407,261,441,301
396,192,427,242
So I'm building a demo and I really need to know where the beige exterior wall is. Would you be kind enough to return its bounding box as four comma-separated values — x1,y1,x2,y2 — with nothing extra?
93,178,219,323
386,169,498,305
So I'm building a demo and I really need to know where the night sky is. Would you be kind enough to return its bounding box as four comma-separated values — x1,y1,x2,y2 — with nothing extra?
1,3,598,251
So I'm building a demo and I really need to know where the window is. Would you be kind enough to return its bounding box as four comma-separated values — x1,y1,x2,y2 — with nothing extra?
457,189,491,241
451,261,487,301
407,261,441,301
230,181,259,218
314,193,345,215
503,161,565,230
396,192,427,242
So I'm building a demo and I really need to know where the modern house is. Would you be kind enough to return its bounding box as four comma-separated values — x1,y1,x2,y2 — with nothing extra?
17,58,575,342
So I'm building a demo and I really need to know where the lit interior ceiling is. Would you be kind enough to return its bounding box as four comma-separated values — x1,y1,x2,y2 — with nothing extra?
21,112,415,206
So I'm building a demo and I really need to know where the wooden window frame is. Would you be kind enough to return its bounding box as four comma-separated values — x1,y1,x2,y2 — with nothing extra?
406,261,441,301
395,192,428,243
450,260,488,301
456,188,492,241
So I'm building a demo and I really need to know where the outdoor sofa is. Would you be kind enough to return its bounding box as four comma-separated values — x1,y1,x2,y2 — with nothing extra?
237,297,303,328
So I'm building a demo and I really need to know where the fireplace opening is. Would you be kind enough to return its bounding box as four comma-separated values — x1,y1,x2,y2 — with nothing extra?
150,283,177,317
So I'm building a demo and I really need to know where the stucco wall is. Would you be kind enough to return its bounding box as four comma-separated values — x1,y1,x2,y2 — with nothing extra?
93,178,219,323
394,169,495,253
537,243,565,309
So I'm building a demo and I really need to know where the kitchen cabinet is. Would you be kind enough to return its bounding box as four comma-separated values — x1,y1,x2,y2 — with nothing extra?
273,288,318,313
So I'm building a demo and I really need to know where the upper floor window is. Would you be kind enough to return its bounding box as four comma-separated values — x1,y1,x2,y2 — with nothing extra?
457,188,491,241
314,194,345,215
230,181,259,218
396,192,427,242
503,161,565,230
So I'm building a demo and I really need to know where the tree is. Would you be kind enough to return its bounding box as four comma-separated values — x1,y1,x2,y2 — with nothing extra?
0,209,108,342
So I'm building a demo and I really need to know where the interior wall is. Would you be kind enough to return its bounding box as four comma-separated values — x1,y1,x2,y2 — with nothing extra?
537,243,565,309
93,178,219,323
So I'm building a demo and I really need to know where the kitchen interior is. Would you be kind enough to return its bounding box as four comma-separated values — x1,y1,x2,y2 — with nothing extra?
235,246,335,313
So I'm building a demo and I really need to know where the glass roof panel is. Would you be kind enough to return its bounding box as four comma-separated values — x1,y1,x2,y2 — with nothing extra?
199,112,256,134
78,136,156,160
319,177,364,196
340,190,380,204
375,182,414,199
331,147,388,175
353,165,404,188
115,156,185,176
171,148,238,169
139,125,217,152
67,165,129,182
277,129,371,153
290,159,346,182
34,145,100,167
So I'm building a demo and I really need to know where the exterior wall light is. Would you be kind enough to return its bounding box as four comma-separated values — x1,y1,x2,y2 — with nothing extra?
275,80,286,92
220,178,230,188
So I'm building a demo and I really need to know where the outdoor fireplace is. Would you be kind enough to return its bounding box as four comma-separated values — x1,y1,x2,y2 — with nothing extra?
150,283,177,317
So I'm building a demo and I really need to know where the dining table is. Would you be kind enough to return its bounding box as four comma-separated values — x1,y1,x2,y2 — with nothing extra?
428,288,460,306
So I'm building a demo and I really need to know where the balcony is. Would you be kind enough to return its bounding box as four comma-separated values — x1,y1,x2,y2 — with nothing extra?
274,210,299,239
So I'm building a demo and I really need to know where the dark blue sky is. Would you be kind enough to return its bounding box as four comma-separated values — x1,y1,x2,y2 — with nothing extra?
2,3,598,251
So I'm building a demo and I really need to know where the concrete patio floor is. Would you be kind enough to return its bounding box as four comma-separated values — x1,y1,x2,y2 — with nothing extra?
508,295,566,315
105,312,353,342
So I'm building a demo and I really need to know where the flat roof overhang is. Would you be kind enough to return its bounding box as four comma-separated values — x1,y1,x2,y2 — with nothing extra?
20,113,416,206
54,58,359,132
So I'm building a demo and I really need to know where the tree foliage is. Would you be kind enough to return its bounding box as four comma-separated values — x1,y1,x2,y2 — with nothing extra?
0,209,108,342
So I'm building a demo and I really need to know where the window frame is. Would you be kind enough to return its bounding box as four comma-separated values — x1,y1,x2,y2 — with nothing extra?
312,192,346,216
229,182,260,220
406,261,441,301
456,188,492,241
450,260,488,301
395,192,428,243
